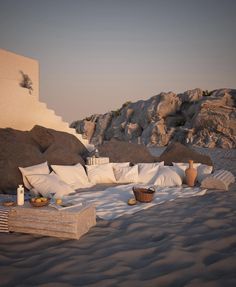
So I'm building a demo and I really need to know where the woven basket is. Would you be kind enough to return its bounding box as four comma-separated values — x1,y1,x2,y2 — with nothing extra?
132,186,155,203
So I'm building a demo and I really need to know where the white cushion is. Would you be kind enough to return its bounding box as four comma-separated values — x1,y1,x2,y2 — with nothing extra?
137,162,164,184
26,173,75,199
153,166,182,187
173,162,213,183
19,162,50,189
86,163,116,184
113,165,138,183
111,162,130,168
197,164,213,183
51,163,92,189
201,169,235,191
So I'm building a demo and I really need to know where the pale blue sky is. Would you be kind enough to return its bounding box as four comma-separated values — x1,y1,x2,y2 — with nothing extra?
0,0,235,122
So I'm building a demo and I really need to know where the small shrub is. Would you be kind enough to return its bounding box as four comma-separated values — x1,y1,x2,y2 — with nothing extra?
19,70,33,94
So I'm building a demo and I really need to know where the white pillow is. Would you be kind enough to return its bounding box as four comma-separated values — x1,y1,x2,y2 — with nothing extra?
153,166,182,187
201,169,235,191
113,165,138,183
86,163,116,184
51,163,91,189
26,173,75,199
138,162,164,184
19,162,50,189
173,162,213,183
172,162,201,182
111,162,130,168
197,164,213,183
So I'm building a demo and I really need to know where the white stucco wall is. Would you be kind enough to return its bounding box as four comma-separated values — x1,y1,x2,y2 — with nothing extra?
0,49,93,150
0,48,39,98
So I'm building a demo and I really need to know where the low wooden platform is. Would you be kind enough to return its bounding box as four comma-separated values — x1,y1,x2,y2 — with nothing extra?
8,202,96,240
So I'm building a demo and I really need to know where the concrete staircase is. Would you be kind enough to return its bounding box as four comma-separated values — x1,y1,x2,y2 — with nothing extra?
0,79,94,151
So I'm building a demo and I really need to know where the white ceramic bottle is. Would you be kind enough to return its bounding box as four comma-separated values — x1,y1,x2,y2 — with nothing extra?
17,184,25,205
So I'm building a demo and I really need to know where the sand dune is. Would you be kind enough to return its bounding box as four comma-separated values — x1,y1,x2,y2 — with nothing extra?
0,148,235,287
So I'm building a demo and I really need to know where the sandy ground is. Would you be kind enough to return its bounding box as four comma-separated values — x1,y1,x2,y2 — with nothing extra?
0,147,236,287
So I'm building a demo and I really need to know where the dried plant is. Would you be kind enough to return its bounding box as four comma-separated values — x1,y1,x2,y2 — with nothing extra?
19,70,33,94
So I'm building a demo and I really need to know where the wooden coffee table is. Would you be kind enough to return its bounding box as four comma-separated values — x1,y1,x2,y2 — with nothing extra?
7,202,96,240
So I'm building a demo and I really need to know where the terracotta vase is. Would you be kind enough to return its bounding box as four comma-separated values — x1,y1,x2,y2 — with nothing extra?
185,160,197,187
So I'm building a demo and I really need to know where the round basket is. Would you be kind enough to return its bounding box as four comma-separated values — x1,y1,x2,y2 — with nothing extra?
30,198,50,207
132,186,155,203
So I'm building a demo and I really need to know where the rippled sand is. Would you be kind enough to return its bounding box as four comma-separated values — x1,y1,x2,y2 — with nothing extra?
0,148,235,287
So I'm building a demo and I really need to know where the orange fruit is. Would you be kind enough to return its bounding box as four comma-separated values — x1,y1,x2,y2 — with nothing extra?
56,199,62,205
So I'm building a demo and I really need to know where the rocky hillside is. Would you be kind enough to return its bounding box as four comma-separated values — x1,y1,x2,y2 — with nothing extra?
71,88,236,149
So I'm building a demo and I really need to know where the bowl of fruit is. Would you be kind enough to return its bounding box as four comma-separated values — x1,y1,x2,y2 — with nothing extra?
30,196,50,207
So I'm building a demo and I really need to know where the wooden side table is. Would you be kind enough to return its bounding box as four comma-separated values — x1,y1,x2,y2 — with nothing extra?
8,202,96,240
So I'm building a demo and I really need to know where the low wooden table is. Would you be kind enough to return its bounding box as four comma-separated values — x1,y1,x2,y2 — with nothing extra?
7,202,96,240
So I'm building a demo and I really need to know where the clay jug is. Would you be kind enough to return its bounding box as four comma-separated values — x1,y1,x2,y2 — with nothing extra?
185,160,197,187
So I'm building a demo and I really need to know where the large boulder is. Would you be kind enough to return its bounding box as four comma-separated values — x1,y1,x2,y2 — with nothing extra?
191,101,236,148
178,88,203,103
43,143,85,166
0,126,89,192
70,88,236,148
30,125,88,157
98,139,157,163
125,122,142,142
157,142,213,166
0,129,44,192
156,92,182,118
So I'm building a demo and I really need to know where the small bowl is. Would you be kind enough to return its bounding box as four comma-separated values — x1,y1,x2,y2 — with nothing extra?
127,198,137,206
2,200,16,207
30,198,50,207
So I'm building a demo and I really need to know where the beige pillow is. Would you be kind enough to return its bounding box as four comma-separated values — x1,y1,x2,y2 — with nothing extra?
197,164,213,183
19,162,50,189
153,166,182,187
86,163,116,184
51,163,91,189
172,162,201,182
26,173,74,199
201,170,235,191
173,162,213,183
138,162,164,184
113,165,138,183
111,162,130,168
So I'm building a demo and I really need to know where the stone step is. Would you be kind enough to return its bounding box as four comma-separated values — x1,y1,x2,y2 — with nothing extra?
0,79,94,151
